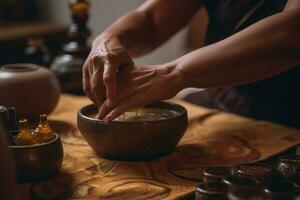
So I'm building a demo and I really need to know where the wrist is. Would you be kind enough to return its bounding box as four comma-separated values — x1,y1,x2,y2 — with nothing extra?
159,61,187,94
173,56,194,89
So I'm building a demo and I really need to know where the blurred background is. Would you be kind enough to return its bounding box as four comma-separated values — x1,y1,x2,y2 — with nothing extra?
0,0,207,95
44,0,190,65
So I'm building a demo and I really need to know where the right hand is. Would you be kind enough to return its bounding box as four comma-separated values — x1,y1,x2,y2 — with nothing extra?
82,35,134,109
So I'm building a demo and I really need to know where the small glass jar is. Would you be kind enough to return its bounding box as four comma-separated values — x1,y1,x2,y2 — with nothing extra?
202,166,232,184
195,181,228,200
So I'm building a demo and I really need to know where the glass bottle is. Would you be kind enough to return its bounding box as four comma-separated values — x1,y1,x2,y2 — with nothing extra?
14,119,37,145
35,114,55,143
50,0,91,94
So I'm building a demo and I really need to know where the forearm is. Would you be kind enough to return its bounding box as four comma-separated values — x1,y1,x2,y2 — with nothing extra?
98,10,156,57
176,11,300,88
97,0,202,58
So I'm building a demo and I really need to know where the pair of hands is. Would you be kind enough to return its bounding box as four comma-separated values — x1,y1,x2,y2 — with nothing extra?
82,36,182,121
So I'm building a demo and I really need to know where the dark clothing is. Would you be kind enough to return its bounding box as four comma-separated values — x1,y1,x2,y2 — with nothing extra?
186,0,300,128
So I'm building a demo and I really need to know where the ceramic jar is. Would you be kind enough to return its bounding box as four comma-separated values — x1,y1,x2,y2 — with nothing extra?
0,63,60,119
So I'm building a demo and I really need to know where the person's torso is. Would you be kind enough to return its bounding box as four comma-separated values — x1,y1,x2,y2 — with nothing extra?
200,0,300,127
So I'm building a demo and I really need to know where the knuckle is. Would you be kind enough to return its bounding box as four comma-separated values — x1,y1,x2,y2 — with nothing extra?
100,52,116,63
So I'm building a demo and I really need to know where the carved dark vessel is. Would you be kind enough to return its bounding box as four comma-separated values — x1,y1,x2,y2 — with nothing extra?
50,0,90,95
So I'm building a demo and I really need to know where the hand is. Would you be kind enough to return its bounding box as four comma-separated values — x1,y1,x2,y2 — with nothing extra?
98,63,184,121
82,35,134,109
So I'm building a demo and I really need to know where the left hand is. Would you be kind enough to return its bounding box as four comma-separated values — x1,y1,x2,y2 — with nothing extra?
98,63,183,121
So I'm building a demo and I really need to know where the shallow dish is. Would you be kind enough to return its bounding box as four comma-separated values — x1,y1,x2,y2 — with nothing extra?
77,102,188,161
9,133,63,183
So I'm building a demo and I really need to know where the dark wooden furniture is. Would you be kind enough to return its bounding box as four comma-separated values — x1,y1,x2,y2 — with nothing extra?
0,22,67,66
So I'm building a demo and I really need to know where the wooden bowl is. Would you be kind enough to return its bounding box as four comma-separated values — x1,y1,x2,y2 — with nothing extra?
77,102,188,161
9,133,63,183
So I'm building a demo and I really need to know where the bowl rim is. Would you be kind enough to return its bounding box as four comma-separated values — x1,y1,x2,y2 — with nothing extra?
1,63,40,72
9,133,59,149
78,101,188,124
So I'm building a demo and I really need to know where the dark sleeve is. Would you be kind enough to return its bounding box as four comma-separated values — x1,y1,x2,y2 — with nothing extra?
203,0,219,15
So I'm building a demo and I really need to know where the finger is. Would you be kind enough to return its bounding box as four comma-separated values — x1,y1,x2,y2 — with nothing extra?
82,63,95,102
83,51,93,70
103,61,117,108
91,56,105,106
91,74,104,106
97,100,112,119
104,93,147,121
82,55,98,104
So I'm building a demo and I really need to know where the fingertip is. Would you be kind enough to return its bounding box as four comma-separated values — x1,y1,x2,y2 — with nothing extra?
104,110,118,121
103,115,112,122
103,117,109,123
95,111,103,119
98,112,107,120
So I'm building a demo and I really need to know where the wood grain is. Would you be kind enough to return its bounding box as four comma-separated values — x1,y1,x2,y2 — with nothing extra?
31,95,300,200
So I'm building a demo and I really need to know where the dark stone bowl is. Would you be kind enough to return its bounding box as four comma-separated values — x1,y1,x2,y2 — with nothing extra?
77,102,188,161
9,133,63,183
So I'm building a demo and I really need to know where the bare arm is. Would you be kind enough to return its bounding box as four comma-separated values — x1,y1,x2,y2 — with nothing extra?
99,0,202,57
176,0,300,88
83,0,202,109
103,0,300,120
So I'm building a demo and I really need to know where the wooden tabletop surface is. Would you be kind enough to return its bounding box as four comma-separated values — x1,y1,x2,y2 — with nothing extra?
30,94,300,200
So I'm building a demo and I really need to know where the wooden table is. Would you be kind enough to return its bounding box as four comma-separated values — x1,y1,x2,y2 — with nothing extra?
30,94,300,200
